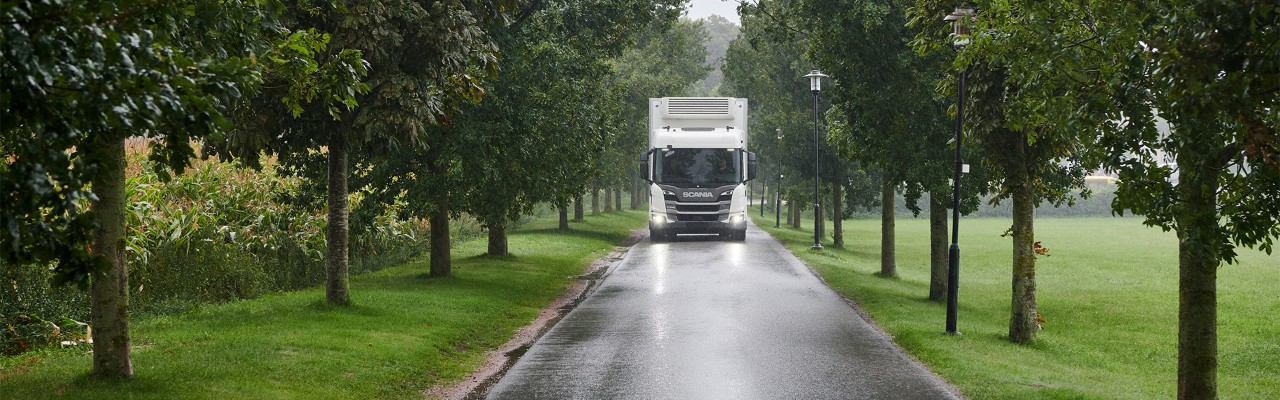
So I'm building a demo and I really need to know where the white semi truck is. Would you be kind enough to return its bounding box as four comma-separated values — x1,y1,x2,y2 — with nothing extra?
639,97,757,242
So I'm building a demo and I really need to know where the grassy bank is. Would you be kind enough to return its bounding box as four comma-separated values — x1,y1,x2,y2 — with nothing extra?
0,210,645,399
751,208,1280,399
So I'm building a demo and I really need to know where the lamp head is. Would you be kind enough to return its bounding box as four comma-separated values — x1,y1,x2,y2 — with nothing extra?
943,7,976,48
803,70,828,92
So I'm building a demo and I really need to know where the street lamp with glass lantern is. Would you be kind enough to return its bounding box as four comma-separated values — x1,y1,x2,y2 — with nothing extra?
942,6,974,336
803,70,828,251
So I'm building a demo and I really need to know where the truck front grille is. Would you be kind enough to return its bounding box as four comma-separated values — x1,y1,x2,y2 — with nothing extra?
676,204,721,213
680,214,721,222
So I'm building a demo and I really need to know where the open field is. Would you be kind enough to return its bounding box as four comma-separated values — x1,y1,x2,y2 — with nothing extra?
752,209,1280,399
0,211,646,399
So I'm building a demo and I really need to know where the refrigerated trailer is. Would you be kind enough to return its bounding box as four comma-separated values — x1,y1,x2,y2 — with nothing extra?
639,97,757,242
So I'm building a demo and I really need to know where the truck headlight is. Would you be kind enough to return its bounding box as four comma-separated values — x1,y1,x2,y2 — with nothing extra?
651,214,667,224
721,190,733,196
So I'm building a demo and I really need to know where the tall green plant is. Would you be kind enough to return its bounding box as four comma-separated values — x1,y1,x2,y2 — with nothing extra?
0,0,317,378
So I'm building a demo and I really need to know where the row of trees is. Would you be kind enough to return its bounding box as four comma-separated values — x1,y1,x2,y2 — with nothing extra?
2,0,711,380
722,1,1278,399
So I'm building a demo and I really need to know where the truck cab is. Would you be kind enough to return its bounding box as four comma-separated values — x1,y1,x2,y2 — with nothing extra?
639,98,756,241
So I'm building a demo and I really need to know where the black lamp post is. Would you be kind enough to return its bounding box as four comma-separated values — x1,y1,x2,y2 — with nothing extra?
943,6,974,336
767,128,781,218
775,174,783,228
803,70,827,251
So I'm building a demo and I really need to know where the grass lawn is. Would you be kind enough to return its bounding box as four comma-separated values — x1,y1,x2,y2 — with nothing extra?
0,210,646,399
751,207,1280,399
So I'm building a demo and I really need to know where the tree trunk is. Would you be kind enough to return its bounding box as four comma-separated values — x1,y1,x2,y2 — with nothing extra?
1008,137,1038,343
574,195,584,221
785,196,792,226
631,177,641,209
615,188,622,211
761,183,768,213
791,198,801,229
880,177,896,277
1176,151,1221,400
761,182,767,210
487,219,508,256
832,179,844,247
88,136,133,379
429,192,451,277
558,205,570,230
591,189,600,215
325,129,350,304
929,193,949,302
604,188,613,212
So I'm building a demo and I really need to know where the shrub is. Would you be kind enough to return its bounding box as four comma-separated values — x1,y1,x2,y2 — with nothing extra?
1,142,428,355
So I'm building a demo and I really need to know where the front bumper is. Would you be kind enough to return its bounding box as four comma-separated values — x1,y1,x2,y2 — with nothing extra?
650,212,747,234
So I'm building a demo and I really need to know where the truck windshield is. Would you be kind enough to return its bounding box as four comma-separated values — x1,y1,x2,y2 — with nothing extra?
654,148,742,185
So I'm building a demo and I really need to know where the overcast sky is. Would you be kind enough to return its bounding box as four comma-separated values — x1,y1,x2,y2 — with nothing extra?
685,0,742,24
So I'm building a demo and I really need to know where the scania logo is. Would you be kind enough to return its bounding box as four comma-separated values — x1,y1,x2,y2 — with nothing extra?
683,191,714,198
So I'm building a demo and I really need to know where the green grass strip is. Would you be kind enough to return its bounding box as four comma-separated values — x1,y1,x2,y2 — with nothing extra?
0,211,646,399
751,208,1280,399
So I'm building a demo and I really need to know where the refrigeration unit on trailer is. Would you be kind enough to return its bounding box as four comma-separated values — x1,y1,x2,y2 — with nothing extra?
639,97,757,242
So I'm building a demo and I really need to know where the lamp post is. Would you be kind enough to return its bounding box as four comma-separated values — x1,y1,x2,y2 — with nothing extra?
943,6,974,336
803,70,827,250
776,174,784,228
767,128,782,218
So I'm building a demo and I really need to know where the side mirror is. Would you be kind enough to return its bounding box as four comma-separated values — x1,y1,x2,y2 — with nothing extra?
746,151,757,181
639,152,651,182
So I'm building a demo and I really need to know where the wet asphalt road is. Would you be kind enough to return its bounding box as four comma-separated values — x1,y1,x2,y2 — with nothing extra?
485,220,959,400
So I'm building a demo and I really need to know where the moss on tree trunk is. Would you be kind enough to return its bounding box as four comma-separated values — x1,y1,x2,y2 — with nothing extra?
88,135,133,379
591,189,600,215
430,193,451,277
573,195,584,221
832,179,844,248
880,177,896,277
487,219,508,256
929,193,949,302
325,129,350,305
630,177,642,210
604,189,613,212
429,144,451,278
1008,136,1038,344
1176,154,1220,400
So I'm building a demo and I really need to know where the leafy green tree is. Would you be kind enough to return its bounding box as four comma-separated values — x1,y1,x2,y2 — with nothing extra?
0,0,312,378
726,0,884,249
359,0,683,267
792,0,958,278
214,0,504,300
908,1,1100,343
1115,17,1280,397
695,14,740,96
458,0,686,256
1104,11,1280,396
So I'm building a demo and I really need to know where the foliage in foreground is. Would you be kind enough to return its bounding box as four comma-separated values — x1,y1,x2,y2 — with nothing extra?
1,144,427,356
